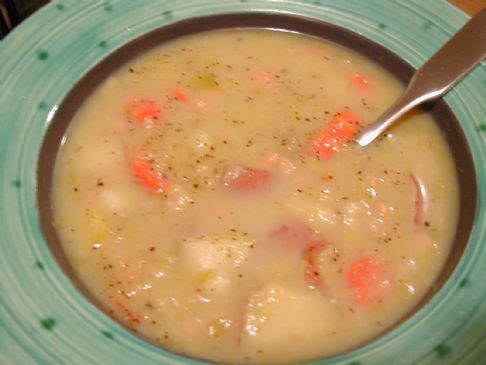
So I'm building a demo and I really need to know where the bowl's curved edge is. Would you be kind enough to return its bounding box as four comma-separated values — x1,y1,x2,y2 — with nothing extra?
36,11,478,365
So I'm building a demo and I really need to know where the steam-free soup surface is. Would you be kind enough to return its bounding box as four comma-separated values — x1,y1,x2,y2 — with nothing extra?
53,30,458,363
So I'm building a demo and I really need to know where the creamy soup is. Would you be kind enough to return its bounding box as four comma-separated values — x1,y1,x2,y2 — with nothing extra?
52,29,459,364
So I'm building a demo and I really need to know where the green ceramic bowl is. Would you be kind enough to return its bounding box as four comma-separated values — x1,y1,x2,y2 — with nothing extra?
0,1,484,364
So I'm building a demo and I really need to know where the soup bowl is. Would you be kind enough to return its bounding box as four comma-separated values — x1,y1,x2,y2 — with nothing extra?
0,1,484,364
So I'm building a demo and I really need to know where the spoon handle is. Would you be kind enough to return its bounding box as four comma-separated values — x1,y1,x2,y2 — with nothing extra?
356,8,486,147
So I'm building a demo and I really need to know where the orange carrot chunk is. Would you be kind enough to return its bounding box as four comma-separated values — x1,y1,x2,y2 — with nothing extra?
353,73,372,93
127,98,161,128
171,87,188,102
221,165,272,192
313,109,361,159
253,70,276,84
347,257,387,305
301,45,328,60
132,155,169,193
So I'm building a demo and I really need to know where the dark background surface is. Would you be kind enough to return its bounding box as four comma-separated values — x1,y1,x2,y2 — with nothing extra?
1,0,48,39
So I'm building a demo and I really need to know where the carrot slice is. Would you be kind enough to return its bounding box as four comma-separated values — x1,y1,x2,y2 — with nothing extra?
303,241,326,293
132,154,169,193
301,45,328,60
127,98,161,128
353,73,372,93
253,70,276,84
171,87,188,102
221,165,271,192
313,109,361,159
347,257,387,305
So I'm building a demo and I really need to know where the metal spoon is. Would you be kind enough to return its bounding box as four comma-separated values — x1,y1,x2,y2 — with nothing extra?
356,8,486,147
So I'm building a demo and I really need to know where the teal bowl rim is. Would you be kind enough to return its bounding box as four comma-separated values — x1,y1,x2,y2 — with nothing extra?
0,1,484,364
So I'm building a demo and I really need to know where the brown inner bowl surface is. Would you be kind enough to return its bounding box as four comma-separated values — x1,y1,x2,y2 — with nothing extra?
36,12,477,363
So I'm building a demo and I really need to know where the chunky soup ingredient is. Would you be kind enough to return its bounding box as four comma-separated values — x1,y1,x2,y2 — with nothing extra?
313,108,361,158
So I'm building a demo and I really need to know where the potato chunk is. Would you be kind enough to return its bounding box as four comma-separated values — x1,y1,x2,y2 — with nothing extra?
179,233,254,295
240,285,339,362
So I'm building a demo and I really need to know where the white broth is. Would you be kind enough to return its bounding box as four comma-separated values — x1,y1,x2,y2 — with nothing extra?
52,29,459,363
